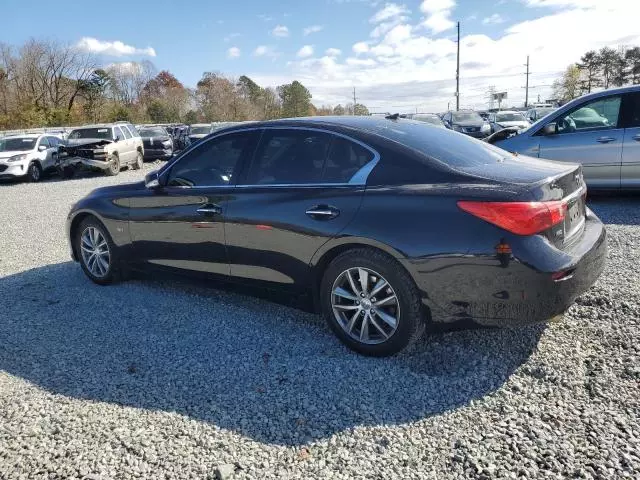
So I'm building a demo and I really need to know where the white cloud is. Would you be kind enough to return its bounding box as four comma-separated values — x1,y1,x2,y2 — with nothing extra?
224,33,241,43
325,48,342,57
227,47,241,58
297,45,314,58
419,0,456,34
370,3,410,23
482,13,504,24
303,25,324,36
352,41,370,54
271,25,290,37
76,37,156,57
249,0,638,113
253,45,279,58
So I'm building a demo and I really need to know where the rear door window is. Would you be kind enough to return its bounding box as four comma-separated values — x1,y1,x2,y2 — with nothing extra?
245,129,333,185
323,137,374,183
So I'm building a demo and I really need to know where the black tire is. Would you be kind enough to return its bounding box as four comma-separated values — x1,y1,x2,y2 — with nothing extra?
320,248,425,357
132,150,143,170
105,154,120,176
27,162,42,183
75,217,121,285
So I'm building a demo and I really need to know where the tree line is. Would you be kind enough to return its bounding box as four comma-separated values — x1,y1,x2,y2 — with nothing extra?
0,39,369,129
552,46,640,103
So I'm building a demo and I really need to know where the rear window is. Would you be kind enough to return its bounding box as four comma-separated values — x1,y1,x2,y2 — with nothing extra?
373,121,510,168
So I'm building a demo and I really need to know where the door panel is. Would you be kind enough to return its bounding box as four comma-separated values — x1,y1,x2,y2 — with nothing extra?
225,186,365,288
129,188,231,276
537,95,623,189
622,127,640,188
537,129,623,188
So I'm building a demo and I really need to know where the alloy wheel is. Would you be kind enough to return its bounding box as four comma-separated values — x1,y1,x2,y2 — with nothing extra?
331,267,400,345
80,227,111,278
30,164,40,181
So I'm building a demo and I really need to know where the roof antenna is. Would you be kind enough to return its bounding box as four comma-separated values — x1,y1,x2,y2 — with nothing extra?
385,113,400,120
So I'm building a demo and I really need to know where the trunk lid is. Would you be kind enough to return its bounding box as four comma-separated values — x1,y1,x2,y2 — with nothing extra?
455,154,587,248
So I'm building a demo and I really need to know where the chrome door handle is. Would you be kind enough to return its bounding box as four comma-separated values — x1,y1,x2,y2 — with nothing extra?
196,204,223,215
596,136,615,143
305,205,340,220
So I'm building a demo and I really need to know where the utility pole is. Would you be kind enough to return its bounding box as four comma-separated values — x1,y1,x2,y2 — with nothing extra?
524,55,530,108
353,87,357,115
455,21,460,111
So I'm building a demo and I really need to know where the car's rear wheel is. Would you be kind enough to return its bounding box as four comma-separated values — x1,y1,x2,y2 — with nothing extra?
105,154,120,176
132,150,143,170
320,248,425,356
27,162,42,182
76,217,120,285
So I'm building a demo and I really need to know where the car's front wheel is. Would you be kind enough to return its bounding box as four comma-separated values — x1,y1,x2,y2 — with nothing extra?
321,248,425,356
75,217,120,285
27,162,42,182
105,154,120,176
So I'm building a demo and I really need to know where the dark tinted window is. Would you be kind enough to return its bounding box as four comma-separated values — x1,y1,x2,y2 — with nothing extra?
114,127,126,142
167,132,250,187
38,136,50,148
246,130,333,185
323,137,374,183
621,92,640,128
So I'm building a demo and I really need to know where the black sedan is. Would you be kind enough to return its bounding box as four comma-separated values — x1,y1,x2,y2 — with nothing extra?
66,116,606,356
138,126,174,161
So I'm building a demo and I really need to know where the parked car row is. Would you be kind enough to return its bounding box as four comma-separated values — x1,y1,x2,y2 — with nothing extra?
0,122,243,183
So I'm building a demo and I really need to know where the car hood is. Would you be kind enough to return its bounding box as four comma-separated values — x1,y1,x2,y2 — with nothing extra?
66,139,113,148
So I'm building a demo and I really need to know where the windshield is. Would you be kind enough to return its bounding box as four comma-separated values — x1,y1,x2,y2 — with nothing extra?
190,126,212,135
68,128,112,140
452,112,482,122
139,127,168,137
413,115,443,126
496,112,525,122
0,137,37,152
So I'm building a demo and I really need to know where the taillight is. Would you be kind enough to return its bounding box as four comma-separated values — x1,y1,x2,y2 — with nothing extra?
457,200,567,236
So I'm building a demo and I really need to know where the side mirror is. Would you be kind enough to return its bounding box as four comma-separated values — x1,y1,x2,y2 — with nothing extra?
38,145,47,151
542,122,557,135
113,137,119,143
145,170,161,189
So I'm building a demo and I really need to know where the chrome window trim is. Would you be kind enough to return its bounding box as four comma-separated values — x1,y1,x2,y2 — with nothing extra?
161,125,381,189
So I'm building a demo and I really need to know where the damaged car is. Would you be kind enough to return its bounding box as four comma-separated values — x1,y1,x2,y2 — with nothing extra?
57,123,144,177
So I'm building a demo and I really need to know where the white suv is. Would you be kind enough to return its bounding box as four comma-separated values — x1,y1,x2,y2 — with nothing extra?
0,134,62,182
61,123,144,176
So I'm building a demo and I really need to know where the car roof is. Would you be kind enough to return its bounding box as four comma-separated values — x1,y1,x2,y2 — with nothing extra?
494,110,522,114
2,133,42,139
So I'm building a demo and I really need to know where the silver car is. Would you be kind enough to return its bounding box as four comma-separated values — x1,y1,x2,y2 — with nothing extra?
492,85,640,189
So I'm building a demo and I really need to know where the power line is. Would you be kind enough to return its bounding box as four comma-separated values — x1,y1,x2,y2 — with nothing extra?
455,21,460,111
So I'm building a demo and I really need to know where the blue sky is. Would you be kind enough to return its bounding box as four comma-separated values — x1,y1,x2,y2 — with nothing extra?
2,0,636,111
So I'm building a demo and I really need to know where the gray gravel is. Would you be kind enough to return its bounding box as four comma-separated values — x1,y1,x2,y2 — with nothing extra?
0,168,638,479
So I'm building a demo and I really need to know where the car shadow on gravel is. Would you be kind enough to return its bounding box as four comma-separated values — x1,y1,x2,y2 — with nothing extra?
0,262,545,446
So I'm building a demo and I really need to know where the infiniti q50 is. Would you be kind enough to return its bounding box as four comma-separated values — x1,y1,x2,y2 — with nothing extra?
67,116,606,356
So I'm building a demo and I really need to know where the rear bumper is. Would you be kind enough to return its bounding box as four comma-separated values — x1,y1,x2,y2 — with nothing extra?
404,208,607,328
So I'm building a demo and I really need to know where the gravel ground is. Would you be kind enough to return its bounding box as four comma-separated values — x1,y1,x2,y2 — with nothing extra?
0,166,638,480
